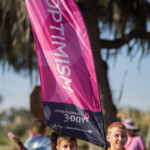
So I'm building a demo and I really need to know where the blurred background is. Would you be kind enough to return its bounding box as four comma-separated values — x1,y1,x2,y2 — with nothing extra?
0,0,150,149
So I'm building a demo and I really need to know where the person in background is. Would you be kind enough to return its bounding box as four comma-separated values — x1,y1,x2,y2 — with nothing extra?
106,121,127,150
51,131,59,150
8,133,27,150
8,119,51,150
123,119,147,150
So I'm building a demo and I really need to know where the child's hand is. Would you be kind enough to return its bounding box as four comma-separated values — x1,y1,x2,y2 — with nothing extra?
8,132,14,138
8,132,20,144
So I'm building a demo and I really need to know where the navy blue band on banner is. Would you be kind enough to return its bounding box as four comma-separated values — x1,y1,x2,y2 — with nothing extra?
43,102,107,148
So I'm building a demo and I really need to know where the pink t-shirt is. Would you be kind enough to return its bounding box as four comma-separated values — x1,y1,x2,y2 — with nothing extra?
125,136,146,150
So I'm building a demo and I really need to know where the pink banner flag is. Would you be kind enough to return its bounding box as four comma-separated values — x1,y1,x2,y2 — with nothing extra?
25,0,107,148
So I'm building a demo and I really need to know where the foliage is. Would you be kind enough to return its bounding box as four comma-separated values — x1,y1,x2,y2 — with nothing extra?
0,108,149,149
0,136,8,145
0,108,33,146
0,0,150,135
0,0,36,75
119,108,150,140
77,139,89,150
8,108,33,122
0,0,150,73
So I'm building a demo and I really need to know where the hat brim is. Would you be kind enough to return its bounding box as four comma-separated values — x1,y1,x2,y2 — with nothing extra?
125,125,139,131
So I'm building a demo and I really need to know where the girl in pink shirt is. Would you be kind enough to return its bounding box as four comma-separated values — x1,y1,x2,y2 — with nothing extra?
124,119,146,150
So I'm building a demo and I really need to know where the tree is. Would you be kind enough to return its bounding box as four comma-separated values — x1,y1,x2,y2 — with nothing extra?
0,94,2,104
0,0,150,130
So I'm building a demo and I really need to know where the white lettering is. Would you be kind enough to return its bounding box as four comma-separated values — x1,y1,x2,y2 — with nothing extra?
64,114,68,122
50,24,64,36
46,0,74,93
63,114,86,124
76,117,81,123
71,116,76,121
81,118,86,124
46,0,60,8
52,41,67,57
57,64,71,76
59,76,74,92
47,9,62,23
55,59,69,63
51,35,65,40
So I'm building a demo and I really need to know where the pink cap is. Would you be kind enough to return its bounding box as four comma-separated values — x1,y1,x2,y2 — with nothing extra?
123,119,139,131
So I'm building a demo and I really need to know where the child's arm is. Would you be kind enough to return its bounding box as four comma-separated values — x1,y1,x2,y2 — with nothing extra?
8,132,27,150
18,141,28,150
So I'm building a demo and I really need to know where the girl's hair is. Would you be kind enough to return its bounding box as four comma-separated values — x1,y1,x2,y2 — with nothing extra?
31,119,46,134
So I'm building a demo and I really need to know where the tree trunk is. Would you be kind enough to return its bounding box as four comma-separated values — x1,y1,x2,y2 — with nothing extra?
78,0,117,130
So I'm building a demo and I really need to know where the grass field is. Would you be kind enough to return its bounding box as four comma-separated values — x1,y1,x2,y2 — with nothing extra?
0,145,18,150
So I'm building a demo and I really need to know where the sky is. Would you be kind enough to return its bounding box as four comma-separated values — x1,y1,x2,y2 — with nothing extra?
0,48,150,113
0,65,40,112
107,49,150,111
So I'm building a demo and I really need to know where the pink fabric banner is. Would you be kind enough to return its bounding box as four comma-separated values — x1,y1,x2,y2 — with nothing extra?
25,0,102,112
25,1,107,148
